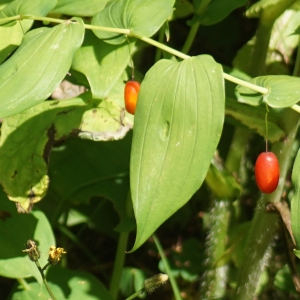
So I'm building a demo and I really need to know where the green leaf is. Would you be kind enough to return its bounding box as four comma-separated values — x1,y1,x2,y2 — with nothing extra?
205,158,242,200
0,0,58,60
188,0,247,26
291,149,300,249
236,75,300,108
91,0,175,44
0,94,131,213
274,264,297,293
130,55,225,251
120,267,147,298
0,0,57,18
294,249,300,259
225,98,285,143
233,9,300,76
11,267,113,300
44,135,135,232
173,0,194,19
0,0,57,29
158,238,203,282
0,191,55,283
0,21,24,63
245,0,295,20
0,18,84,119
72,30,131,99
52,0,107,16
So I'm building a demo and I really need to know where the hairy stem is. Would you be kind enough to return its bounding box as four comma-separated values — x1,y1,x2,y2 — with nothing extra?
233,109,300,300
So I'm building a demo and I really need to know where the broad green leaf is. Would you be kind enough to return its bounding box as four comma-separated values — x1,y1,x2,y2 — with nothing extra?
0,18,84,119
43,135,135,232
245,0,295,20
0,0,57,28
72,30,131,99
11,267,113,300
233,9,300,76
0,192,55,283
130,55,224,251
236,75,300,108
0,0,57,58
52,0,107,16
91,0,175,44
0,0,57,18
188,0,247,26
225,98,285,143
0,94,131,213
291,149,300,249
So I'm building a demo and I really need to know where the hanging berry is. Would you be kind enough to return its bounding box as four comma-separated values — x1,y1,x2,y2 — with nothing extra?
124,80,140,115
255,152,279,194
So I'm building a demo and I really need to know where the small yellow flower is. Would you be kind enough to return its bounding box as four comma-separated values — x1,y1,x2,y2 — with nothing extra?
48,246,67,265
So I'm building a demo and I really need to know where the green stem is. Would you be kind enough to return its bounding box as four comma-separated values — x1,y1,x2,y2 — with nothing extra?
249,22,273,77
35,260,57,300
3,14,300,113
248,0,297,76
0,14,276,96
23,15,131,34
125,289,144,300
109,191,132,299
154,26,165,62
0,15,21,24
109,231,129,299
233,109,300,300
293,35,300,77
181,21,200,54
152,234,182,300
17,278,31,291
225,127,252,174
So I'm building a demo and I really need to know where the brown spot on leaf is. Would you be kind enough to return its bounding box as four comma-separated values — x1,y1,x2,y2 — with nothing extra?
56,108,75,116
11,170,17,178
0,210,11,221
43,125,56,164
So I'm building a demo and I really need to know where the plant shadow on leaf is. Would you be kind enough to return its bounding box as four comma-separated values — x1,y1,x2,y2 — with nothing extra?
0,195,38,260
0,94,130,213
0,188,55,281
40,132,135,232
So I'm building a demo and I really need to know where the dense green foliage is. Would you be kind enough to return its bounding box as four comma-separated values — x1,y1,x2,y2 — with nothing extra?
1,0,300,299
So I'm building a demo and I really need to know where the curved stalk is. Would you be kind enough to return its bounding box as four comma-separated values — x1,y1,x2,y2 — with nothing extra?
152,234,182,300
0,14,276,96
109,191,132,300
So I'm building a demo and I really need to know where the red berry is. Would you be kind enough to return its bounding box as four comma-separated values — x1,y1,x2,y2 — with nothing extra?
255,152,279,194
124,80,140,115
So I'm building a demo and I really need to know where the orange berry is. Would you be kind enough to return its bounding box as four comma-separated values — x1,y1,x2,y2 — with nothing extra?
124,80,140,115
